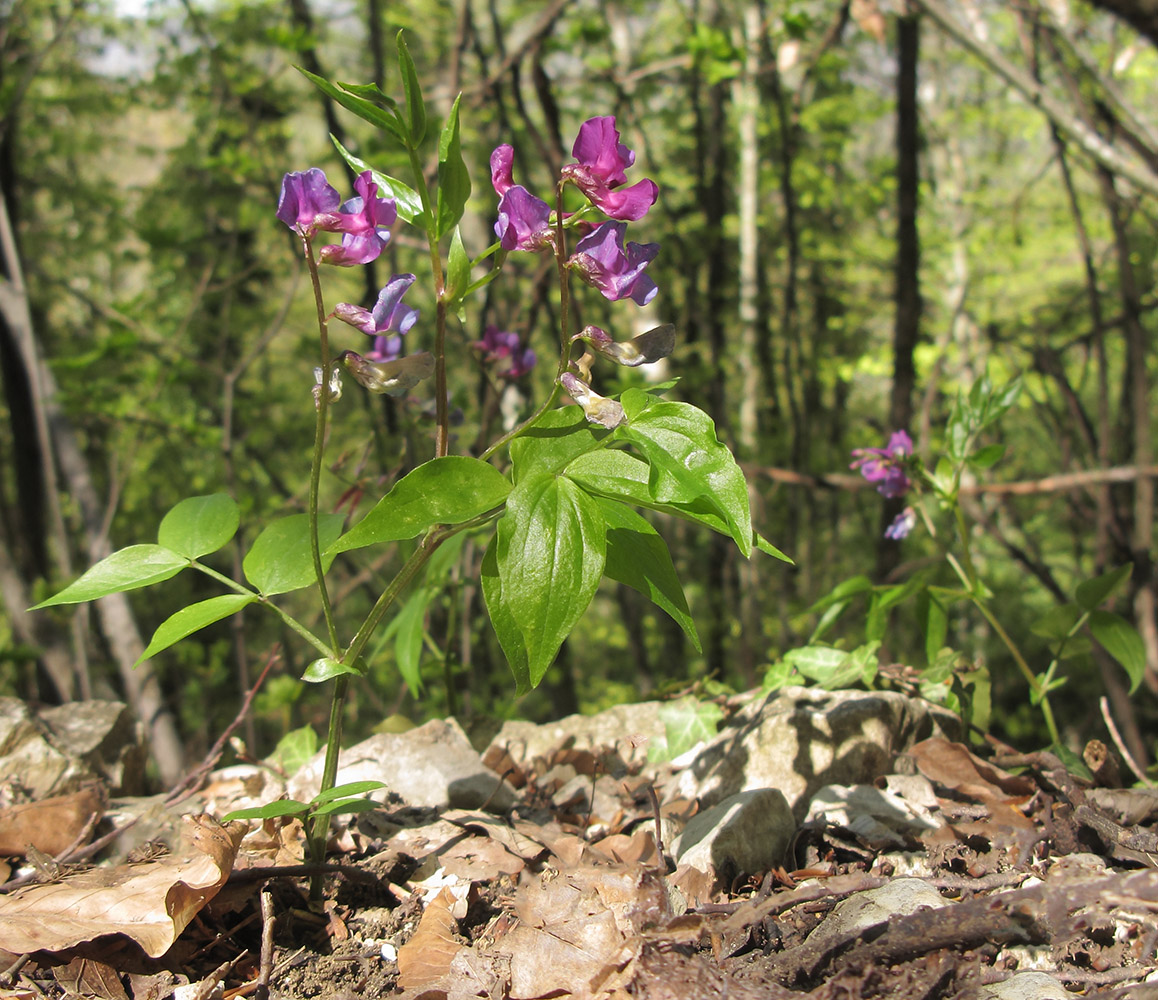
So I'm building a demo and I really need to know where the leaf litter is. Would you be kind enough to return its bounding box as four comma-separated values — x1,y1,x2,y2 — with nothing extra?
1,722,1158,1000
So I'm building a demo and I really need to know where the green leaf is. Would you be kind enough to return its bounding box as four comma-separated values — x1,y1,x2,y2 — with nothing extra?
298,68,406,143
808,575,874,614
1076,564,1133,612
312,780,386,804
269,726,318,778
480,538,530,693
444,225,470,307
496,473,606,688
968,443,1005,469
157,494,239,559
331,136,423,222
981,376,1022,428
1030,603,1082,640
782,645,863,689
755,532,792,563
136,594,256,664
244,514,344,595
222,799,312,822
301,656,363,683
396,31,426,145
1048,741,1093,782
655,697,724,760
436,94,471,239
311,798,382,817
597,498,700,651
330,457,510,554
762,659,797,692
921,589,948,666
510,406,611,481
1089,610,1146,694
31,545,188,609
394,588,429,696
619,400,753,557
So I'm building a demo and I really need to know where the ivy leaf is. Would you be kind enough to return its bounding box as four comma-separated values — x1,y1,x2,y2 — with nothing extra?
244,514,344,595
157,494,240,560
396,30,426,146
31,545,188,609
136,594,256,665
268,726,318,778
481,538,530,693
597,498,700,651
331,136,423,222
510,406,611,481
617,400,752,556
495,473,606,688
330,457,510,553
1089,610,1146,694
436,94,470,239
655,697,724,761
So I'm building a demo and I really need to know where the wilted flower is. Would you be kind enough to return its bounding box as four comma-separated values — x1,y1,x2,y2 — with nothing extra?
884,506,917,541
318,171,397,267
851,430,913,498
340,350,435,397
333,274,419,363
473,325,536,378
559,372,624,429
312,365,342,409
573,324,674,367
561,117,658,222
570,222,658,305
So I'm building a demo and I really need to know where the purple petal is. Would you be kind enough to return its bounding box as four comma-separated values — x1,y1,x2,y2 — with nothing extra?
571,116,633,187
370,273,418,333
490,145,515,196
495,186,553,251
277,168,341,234
593,177,658,222
318,231,387,266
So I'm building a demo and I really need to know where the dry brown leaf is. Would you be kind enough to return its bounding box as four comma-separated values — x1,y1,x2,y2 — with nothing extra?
909,738,1035,800
396,886,467,990
0,785,105,857
0,815,242,958
53,956,130,1000
589,830,658,867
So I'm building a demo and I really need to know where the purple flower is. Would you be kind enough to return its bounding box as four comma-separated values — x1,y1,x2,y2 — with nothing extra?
333,274,419,363
277,168,344,236
850,430,913,498
561,117,658,222
570,222,658,305
318,171,397,267
473,325,536,378
490,146,553,252
884,506,917,541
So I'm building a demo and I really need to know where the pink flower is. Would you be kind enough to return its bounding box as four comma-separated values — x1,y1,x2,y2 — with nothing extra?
561,117,657,222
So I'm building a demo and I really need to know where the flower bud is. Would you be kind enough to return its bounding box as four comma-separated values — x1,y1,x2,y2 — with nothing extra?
340,350,434,397
558,372,625,429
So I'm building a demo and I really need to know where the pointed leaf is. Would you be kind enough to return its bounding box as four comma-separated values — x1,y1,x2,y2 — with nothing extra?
619,400,752,556
444,225,471,308
1089,610,1146,694
137,594,256,664
755,531,792,563
222,800,311,822
496,473,606,687
481,538,529,693
244,514,344,595
298,68,407,142
312,780,387,804
301,656,363,683
510,406,611,481
157,494,240,559
968,443,1005,469
31,545,187,609
330,457,510,554
436,93,470,238
396,31,426,145
1076,564,1133,612
596,498,699,651
331,136,423,222
394,588,430,696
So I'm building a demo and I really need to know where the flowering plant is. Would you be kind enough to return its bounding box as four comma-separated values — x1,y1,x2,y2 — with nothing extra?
32,33,785,896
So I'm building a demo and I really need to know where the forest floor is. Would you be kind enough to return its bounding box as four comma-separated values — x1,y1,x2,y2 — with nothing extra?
2,693,1158,1000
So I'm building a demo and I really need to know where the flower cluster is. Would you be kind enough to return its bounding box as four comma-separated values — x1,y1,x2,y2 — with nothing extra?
491,117,668,428
278,171,432,400
473,325,536,379
851,430,917,539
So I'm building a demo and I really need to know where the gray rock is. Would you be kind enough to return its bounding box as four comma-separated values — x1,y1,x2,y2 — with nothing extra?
978,972,1075,1000
673,788,794,877
670,687,957,819
289,718,518,813
805,877,949,947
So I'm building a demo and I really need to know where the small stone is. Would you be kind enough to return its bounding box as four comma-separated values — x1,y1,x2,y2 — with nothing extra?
806,877,949,947
673,788,794,877
979,971,1075,1000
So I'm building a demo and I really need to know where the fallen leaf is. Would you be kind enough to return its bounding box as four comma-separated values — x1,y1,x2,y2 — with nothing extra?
0,785,105,857
53,956,130,1000
0,815,242,958
396,886,467,989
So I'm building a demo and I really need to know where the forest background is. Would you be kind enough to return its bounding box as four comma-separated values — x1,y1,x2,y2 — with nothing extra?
2,0,1158,790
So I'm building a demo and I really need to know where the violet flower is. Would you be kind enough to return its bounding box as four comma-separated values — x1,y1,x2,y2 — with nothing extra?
884,507,917,541
490,146,553,252
570,222,659,305
277,169,345,236
473,325,536,378
333,274,419,364
850,430,913,499
561,116,658,222
318,171,397,267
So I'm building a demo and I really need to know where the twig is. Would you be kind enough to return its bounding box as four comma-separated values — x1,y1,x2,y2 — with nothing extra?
165,648,281,806
0,954,30,989
1100,696,1155,788
254,887,275,1000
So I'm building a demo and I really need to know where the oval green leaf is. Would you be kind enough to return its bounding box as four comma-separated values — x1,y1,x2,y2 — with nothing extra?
312,780,386,804
330,457,510,554
244,513,344,595
31,545,188,609
157,494,240,559
436,94,470,238
222,800,312,822
137,593,256,665
1076,564,1133,613
301,656,363,683
1089,610,1146,694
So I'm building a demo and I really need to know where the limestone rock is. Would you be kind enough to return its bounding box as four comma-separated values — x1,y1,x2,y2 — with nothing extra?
805,877,949,947
979,971,1075,1000
289,718,517,813
672,788,794,877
